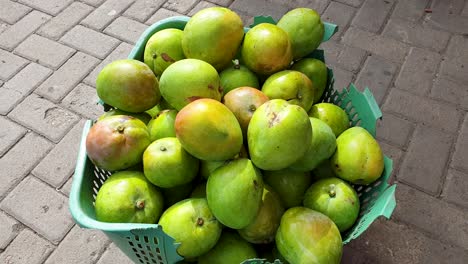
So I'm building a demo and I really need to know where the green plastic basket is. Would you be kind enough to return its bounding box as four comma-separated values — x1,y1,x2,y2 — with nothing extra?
69,16,396,264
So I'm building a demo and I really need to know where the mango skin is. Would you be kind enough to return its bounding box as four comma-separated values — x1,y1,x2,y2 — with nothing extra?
206,159,264,229
182,7,244,71
97,59,160,113
309,103,350,137
175,99,243,161
219,65,260,95
331,127,384,185
198,232,257,264
291,58,327,103
147,109,177,142
248,99,312,170
276,207,342,264
263,168,312,209
98,109,152,124
86,115,150,171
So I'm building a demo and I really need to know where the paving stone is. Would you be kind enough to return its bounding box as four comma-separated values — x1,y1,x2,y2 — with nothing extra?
81,0,106,6
124,0,165,22
332,67,354,92
452,115,468,172
391,0,429,22
463,2,468,16
319,40,341,65
0,22,8,34
207,0,233,7
342,26,409,63
383,18,450,52
0,228,54,264
345,218,468,264
0,0,31,24
399,125,453,195
37,2,94,40
104,16,148,44
439,56,468,83
0,48,28,81
431,0,465,14
426,12,468,34
351,0,394,33
19,0,74,15
230,0,289,21
60,176,73,197
8,93,80,143
35,52,99,102
84,42,133,86
61,25,120,59
355,55,397,105
0,133,52,198
0,117,27,157
163,0,199,14
15,34,75,69
0,11,50,51
272,0,330,14
81,0,135,30
394,183,468,250
378,141,403,178
62,84,103,119
395,47,441,96
32,119,86,188
383,88,461,133
335,0,363,7
335,46,367,73
146,8,183,25
97,243,133,264
446,35,468,62
0,211,21,249
376,112,414,148
442,169,468,209
431,77,468,110
188,1,219,16
322,1,356,39
0,63,52,114
1,176,75,244
45,225,110,264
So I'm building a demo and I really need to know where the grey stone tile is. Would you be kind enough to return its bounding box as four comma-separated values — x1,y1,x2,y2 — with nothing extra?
18,0,74,15
452,114,468,172
431,77,468,110
391,0,429,22
334,0,363,7
442,169,468,209
322,1,356,39
146,8,183,25
376,112,414,148
61,25,120,59
439,56,468,83
0,210,22,249
426,12,468,34
0,11,50,51
0,228,54,264
163,0,199,14
104,16,148,44
0,49,28,80
332,66,354,92
0,0,31,24
0,117,27,157
62,83,103,119
188,1,220,16
97,243,133,264
124,0,165,22
351,0,395,33
230,0,289,21
431,0,465,14
81,0,135,30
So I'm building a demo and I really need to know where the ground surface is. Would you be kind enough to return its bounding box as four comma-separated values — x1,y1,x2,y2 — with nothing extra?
0,0,467,263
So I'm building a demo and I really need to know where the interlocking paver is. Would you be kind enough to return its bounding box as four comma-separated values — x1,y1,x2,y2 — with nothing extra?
273,0,330,14
15,34,75,69
0,132,52,199
35,52,100,102
61,25,120,59
399,125,453,195
332,66,354,91
442,169,468,209
146,8,183,25
163,0,199,14
439,56,468,83
0,117,26,157
426,12,468,34
207,0,232,7
394,183,468,250
18,0,74,15
355,55,397,105
383,18,450,52
394,47,441,96
431,0,465,14
351,0,394,33
0,22,8,34
322,1,356,39
32,120,86,188
8,93,80,143
84,42,133,86
81,0,136,30
81,0,106,7
391,0,429,22
0,0,31,24
335,0,363,7
345,219,468,263
0,49,28,80
37,2,94,40
44,225,109,264
62,84,103,119
383,88,461,133
60,177,73,197
97,243,133,264
379,141,403,176
188,1,219,16
0,176,75,244
104,16,148,44
376,112,414,148
342,26,409,63
230,0,288,21
452,115,468,172
0,63,52,114
0,228,54,264
0,211,21,250
446,35,468,62
124,0,165,22
431,76,468,110
0,11,50,51
327,43,367,73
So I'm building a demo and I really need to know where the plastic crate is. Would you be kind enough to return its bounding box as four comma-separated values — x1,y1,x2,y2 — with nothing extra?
69,15,396,264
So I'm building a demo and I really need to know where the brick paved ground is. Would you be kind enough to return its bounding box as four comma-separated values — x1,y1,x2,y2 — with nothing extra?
0,0,467,263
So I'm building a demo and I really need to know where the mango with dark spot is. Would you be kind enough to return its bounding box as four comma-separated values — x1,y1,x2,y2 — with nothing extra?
248,99,311,170
175,98,242,161
331,127,384,185
86,115,151,171
206,158,264,229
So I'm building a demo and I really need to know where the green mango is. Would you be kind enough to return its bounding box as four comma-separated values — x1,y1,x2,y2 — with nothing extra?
248,99,311,170
309,103,349,137
291,58,327,103
198,231,257,264
263,168,312,208
144,28,185,77
147,109,177,142
219,63,260,95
